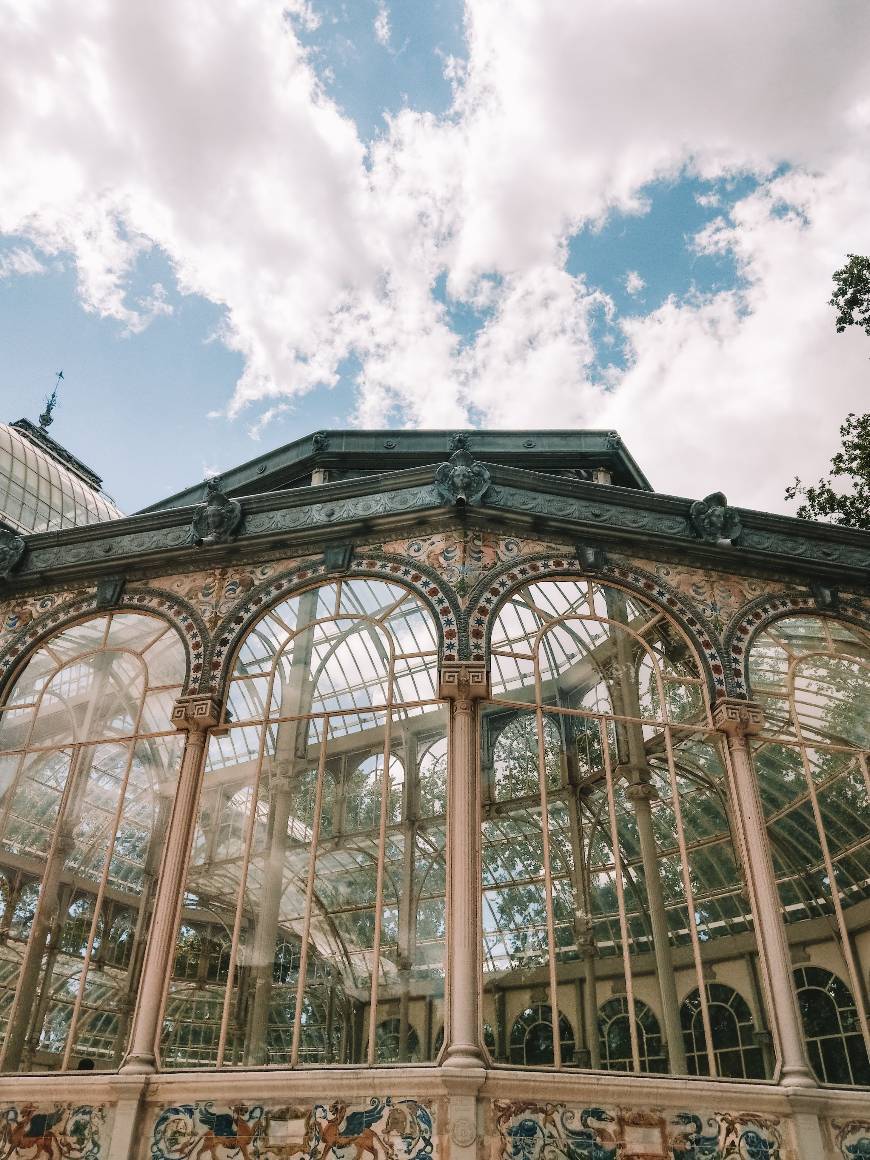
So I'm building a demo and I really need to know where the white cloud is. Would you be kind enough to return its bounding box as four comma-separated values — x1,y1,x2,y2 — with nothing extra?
1,0,869,511
0,247,46,278
624,271,645,296
374,1,391,48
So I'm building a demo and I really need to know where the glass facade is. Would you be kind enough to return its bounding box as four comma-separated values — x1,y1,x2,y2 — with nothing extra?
0,423,122,533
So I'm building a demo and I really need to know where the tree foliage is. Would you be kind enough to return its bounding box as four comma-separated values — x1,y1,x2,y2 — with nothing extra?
830,253,870,336
784,412,870,530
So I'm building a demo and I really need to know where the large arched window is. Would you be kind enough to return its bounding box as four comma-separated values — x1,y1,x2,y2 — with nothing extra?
748,615,870,1085
162,578,445,1068
509,1003,574,1066
598,996,665,1073
0,611,187,1071
794,966,870,1086
483,578,768,1074
680,982,764,1079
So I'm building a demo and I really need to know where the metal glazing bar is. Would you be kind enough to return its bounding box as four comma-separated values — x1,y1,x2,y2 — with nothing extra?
599,717,640,1072
290,727,329,1066
662,723,717,1076
535,702,562,1069
367,708,395,1067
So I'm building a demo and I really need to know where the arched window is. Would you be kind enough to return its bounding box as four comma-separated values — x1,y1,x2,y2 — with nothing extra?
509,1004,574,1066
598,996,665,1073
373,1016,420,1062
748,615,870,1084
483,578,767,1074
794,966,870,1086
163,578,445,1069
0,611,187,1072
680,982,763,1079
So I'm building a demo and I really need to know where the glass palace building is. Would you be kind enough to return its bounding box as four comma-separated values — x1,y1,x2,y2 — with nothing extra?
0,425,867,1159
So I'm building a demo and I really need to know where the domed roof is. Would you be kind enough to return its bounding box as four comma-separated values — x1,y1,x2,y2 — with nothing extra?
0,421,123,534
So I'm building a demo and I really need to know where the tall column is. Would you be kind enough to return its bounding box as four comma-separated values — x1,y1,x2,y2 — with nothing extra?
625,779,687,1072
440,661,489,1068
580,935,601,1069
714,698,815,1088
121,694,221,1073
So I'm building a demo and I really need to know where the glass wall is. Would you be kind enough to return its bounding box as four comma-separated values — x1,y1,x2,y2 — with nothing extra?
748,614,870,1086
0,612,186,1071
161,579,446,1068
482,578,770,1075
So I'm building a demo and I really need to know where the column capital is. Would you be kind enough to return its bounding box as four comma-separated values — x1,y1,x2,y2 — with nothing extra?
170,694,223,732
713,697,764,738
439,661,490,702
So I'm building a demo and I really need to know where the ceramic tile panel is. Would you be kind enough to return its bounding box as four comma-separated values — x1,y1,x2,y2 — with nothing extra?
825,1119,870,1160
146,1097,435,1160
0,1102,110,1159
491,1100,790,1160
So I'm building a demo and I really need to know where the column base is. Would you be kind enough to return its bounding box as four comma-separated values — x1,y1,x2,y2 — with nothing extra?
443,1043,487,1068
119,1052,157,1075
778,1062,818,1088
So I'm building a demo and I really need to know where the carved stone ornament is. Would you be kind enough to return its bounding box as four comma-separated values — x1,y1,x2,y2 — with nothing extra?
811,581,839,610
171,694,223,731
186,478,243,547
712,698,764,738
0,528,25,580
96,574,126,609
434,446,491,508
689,491,742,544
439,661,490,701
575,541,608,570
312,431,329,453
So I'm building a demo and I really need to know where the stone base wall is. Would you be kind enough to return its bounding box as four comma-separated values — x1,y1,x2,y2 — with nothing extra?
0,1070,867,1160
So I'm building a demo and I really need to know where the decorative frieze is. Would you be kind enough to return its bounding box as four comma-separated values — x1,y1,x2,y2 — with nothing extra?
0,1102,109,1159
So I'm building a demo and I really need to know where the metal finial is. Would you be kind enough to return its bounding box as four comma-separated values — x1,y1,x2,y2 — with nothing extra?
38,370,64,429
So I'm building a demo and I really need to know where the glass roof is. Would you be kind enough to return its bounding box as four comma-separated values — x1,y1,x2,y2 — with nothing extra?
0,422,122,533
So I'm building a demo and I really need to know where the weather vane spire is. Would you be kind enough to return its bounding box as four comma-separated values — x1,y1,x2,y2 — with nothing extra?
39,370,64,430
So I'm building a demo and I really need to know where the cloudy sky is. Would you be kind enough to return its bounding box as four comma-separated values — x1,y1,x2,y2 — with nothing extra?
0,0,868,514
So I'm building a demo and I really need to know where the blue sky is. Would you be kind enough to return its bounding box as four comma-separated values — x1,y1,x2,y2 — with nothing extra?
1,0,868,514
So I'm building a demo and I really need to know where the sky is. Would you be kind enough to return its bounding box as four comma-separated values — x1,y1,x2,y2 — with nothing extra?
0,0,869,515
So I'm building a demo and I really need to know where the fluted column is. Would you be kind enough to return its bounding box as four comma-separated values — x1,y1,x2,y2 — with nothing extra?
121,694,221,1073
714,698,815,1088
440,661,489,1068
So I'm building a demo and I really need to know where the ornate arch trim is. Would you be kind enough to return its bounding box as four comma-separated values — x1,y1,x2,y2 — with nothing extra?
0,587,208,701
465,553,728,699
206,552,461,695
725,592,870,697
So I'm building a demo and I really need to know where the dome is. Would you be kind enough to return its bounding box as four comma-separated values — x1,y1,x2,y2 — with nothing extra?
0,420,123,534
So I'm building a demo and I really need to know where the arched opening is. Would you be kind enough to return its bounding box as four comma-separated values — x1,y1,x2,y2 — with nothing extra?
748,614,870,1086
794,965,870,1086
509,1003,574,1066
680,982,764,1079
162,577,446,1068
598,996,665,1073
0,610,187,1071
482,577,768,1075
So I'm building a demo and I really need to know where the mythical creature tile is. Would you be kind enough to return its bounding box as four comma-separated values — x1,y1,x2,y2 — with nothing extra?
826,1119,870,1159
0,1102,109,1159
0,587,90,647
147,1097,435,1160
491,1101,789,1160
135,562,295,631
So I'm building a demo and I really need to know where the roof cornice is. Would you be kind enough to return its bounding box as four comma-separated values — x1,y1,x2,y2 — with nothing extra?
4,460,869,593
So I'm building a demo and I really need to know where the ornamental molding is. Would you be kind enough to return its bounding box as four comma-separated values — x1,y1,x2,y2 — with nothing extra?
0,586,207,701
724,590,870,696
463,552,729,700
206,551,462,695
5,464,870,588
